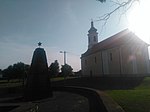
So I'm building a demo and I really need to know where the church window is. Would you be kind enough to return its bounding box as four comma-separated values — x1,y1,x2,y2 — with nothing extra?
90,70,93,77
110,53,113,61
93,36,96,41
85,60,87,65
94,57,97,63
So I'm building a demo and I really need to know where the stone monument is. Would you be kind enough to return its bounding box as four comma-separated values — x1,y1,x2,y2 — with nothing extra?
24,42,52,101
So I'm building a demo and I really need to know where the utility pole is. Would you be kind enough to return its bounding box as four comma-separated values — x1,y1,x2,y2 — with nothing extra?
60,51,67,80
60,51,67,65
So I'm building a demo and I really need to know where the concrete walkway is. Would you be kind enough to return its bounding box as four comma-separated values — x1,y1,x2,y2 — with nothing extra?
37,92,89,112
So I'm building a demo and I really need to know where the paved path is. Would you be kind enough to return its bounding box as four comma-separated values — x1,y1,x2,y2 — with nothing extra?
37,92,89,112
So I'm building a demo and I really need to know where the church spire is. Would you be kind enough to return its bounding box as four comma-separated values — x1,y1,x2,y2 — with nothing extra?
88,21,98,49
88,20,97,33
91,20,94,28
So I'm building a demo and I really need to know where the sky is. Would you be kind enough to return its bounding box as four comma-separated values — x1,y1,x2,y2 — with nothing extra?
0,0,130,71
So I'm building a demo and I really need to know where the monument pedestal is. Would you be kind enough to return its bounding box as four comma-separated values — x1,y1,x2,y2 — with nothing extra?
24,48,52,101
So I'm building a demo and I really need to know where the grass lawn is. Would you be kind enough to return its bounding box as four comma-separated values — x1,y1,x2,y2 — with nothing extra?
0,76,77,88
51,76,77,82
0,82,22,88
107,77,150,112
0,79,23,88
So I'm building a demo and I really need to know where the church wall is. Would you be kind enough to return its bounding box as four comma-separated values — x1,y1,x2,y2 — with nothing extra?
81,56,87,76
91,52,103,76
81,56,91,76
120,44,134,74
120,43,150,76
81,43,150,77
106,47,121,75
81,52,103,76
135,44,149,74
144,46,150,74
102,50,109,74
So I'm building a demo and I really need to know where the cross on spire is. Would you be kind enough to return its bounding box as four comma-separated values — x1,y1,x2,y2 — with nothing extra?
91,19,94,27
38,42,42,47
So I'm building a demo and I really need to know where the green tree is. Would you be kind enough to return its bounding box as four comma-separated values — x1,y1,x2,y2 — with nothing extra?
0,69,2,79
3,65,13,81
13,62,25,79
49,60,59,77
61,64,73,78
2,62,30,81
0,69,2,77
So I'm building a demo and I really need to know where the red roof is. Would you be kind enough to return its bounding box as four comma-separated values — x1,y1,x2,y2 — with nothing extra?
82,29,149,57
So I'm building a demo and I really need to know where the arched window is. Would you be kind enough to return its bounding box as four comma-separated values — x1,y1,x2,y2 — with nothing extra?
88,38,90,43
85,60,87,65
110,53,113,61
94,57,97,64
93,36,96,41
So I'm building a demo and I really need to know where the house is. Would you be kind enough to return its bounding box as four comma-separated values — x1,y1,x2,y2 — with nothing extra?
81,21,150,77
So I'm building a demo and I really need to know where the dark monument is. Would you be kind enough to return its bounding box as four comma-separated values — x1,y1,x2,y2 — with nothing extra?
24,42,52,101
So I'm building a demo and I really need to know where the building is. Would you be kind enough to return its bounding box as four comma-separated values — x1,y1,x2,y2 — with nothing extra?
81,21,150,77
0,70,2,78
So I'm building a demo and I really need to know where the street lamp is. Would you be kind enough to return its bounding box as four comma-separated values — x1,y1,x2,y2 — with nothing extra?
60,51,67,65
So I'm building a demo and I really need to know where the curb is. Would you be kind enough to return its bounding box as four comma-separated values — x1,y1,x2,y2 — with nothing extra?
97,91,125,112
53,86,107,112
53,86,125,112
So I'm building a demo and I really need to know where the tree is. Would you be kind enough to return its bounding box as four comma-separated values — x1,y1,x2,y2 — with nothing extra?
49,60,59,77
96,0,137,27
24,64,30,77
13,62,26,79
61,64,73,78
3,65,13,81
0,69,2,78
2,62,30,81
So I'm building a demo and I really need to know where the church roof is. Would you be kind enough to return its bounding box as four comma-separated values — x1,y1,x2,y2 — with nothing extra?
82,29,149,57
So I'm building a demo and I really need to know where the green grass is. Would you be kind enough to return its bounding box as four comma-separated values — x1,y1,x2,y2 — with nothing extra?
0,79,23,88
107,77,150,112
0,82,22,88
51,76,77,82
51,77,65,82
0,76,76,88
135,77,150,89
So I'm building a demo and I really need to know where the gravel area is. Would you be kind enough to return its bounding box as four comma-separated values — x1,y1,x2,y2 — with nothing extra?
37,92,89,112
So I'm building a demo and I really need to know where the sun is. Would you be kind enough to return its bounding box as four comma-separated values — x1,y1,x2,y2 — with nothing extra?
128,0,150,44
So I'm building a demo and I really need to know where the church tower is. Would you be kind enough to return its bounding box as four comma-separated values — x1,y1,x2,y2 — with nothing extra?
88,21,98,49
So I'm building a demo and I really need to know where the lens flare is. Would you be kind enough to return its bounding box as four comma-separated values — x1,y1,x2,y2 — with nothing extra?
128,0,150,44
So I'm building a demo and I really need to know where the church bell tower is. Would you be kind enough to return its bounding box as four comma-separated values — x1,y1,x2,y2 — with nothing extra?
88,21,98,49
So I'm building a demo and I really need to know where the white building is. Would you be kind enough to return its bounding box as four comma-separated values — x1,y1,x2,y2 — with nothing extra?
81,21,150,77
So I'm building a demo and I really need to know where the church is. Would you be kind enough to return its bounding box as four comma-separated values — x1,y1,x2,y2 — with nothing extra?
81,21,150,77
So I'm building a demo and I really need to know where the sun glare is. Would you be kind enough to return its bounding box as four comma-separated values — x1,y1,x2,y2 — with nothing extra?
128,0,150,44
